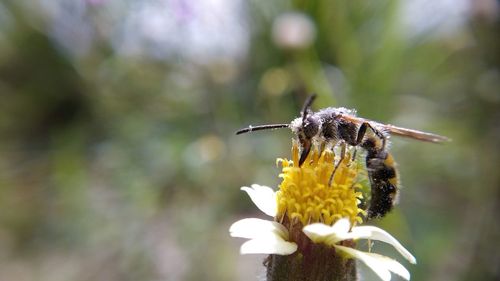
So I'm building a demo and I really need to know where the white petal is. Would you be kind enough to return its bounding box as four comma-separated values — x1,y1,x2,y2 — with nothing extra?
303,223,337,243
240,235,298,255
303,219,362,244
327,219,373,244
229,218,288,240
335,245,411,281
350,226,417,264
334,245,392,281
241,184,277,217
370,253,412,280
331,218,351,235
328,228,373,244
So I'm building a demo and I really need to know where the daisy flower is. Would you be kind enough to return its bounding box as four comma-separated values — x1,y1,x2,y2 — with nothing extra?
230,143,416,281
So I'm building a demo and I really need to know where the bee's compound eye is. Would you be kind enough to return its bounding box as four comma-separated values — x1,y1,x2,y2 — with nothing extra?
303,117,319,138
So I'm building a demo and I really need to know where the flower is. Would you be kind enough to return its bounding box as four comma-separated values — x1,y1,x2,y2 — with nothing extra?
230,144,416,281
230,185,416,281
276,143,365,226
303,221,416,281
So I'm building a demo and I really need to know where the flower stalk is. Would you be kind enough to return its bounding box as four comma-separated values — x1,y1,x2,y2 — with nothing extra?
266,216,357,281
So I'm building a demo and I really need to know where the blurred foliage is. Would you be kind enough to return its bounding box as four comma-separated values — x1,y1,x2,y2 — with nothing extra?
0,1,499,281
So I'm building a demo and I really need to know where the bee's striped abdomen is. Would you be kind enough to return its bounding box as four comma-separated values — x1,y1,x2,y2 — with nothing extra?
362,136,400,219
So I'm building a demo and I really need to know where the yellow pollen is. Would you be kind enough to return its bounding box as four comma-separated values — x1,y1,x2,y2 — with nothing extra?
276,143,365,226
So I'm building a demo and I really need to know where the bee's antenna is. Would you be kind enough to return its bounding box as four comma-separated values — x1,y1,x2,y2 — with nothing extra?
236,124,289,135
301,94,317,122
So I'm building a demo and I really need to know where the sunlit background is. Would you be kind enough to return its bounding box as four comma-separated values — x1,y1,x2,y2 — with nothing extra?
0,1,499,280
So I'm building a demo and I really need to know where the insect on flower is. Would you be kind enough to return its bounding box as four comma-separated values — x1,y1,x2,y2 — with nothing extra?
236,95,450,219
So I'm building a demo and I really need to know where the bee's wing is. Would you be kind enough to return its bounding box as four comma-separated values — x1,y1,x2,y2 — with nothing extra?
339,114,450,143
383,124,451,143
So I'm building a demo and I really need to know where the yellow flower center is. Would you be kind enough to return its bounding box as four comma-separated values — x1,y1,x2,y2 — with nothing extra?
276,143,365,227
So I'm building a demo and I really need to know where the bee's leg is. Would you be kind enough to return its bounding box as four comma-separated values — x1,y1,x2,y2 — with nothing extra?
356,122,387,150
318,141,326,156
355,123,368,145
370,125,387,150
328,142,346,186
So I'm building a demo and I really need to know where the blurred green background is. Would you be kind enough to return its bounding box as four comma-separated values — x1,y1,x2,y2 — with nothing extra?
0,1,499,281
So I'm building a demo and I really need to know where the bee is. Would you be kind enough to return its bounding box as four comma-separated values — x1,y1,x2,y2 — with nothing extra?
236,95,449,219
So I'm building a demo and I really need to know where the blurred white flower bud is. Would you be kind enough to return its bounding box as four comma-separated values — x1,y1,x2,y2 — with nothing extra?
272,12,316,50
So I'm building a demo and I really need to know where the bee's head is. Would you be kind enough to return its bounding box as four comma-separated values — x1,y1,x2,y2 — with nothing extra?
291,116,320,140
290,115,320,165
236,94,319,166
